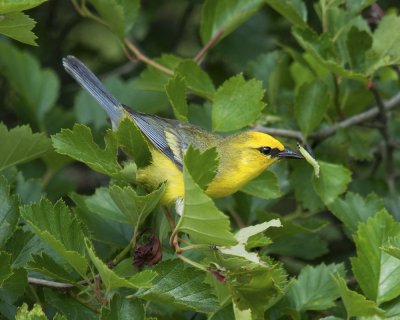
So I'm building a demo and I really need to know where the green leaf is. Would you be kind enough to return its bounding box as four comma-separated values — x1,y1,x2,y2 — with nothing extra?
136,259,219,313
289,161,324,211
200,0,264,44
28,253,78,283
0,252,13,286
117,117,151,168
312,161,352,205
268,233,328,260
20,198,88,276
0,123,51,172
101,295,145,320
219,219,281,263
136,54,182,92
328,192,384,234
71,192,132,246
0,41,59,128
286,263,345,312
346,0,375,14
351,209,400,304
294,80,330,136
177,149,236,246
109,184,165,225
84,187,128,224
85,239,156,290
382,237,400,260
334,276,385,318
0,177,20,248
83,184,164,225
241,170,281,200
0,268,27,305
212,74,265,132
16,304,47,320
0,12,37,45
52,124,121,177
175,60,216,99
292,28,367,81
222,257,287,319
86,0,140,37
346,27,373,72
184,146,218,189
165,74,188,122
0,0,47,14
5,229,43,268
265,0,308,29
368,14,400,73
15,173,42,204
44,289,98,320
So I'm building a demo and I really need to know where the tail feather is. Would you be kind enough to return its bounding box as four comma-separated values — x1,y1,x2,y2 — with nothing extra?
62,56,123,127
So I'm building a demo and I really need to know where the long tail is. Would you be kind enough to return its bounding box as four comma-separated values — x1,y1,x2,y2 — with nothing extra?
62,55,123,128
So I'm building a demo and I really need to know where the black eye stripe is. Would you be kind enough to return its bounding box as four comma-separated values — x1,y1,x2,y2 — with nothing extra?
258,147,281,157
259,146,271,155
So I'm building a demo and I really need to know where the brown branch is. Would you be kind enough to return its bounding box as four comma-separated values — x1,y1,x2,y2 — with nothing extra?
309,91,400,141
370,84,395,192
124,38,174,76
194,29,224,64
253,91,400,143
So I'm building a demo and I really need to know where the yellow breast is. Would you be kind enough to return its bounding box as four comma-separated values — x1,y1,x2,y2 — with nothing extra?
136,132,283,204
136,149,184,204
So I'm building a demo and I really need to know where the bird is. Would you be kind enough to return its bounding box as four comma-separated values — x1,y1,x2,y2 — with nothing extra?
62,56,303,206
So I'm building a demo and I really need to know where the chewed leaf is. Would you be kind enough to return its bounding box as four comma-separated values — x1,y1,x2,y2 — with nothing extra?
219,219,282,263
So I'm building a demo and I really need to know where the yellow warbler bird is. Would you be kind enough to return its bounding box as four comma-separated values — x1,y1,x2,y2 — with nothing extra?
63,56,302,205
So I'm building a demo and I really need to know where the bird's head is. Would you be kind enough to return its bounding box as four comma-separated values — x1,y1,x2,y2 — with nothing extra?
221,131,303,172
207,132,303,198
249,131,303,160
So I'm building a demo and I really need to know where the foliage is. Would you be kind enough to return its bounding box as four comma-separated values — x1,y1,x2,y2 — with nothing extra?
1,0,400,319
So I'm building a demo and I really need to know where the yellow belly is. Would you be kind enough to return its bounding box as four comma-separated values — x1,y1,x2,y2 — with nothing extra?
136,149,184,205
136,148,276,204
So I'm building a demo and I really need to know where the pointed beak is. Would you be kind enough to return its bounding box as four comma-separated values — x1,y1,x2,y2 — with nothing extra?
277,148,303,159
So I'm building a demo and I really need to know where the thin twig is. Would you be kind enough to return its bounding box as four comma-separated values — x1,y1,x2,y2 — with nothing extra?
254,91,400,143
101,61,138,78
194,29,224,63
178,254,208,272
309,91,400,141
124,38,174,75
228,209,246,229
28,277,75,289
370,84,395,192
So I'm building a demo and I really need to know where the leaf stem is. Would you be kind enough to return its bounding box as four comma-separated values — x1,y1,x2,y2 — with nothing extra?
180,244,210,252
177,254,208,272
124,38,174,75
71,0,109,27
194,29,224,63
112,223,139,266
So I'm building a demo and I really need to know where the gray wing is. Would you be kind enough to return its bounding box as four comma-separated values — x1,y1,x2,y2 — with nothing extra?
128,109,217,169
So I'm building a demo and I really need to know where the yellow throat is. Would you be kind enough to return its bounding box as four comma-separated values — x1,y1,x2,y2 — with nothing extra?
137,132,285,204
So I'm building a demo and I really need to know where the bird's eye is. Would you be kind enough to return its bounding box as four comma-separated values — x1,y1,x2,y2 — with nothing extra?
259,146,272,155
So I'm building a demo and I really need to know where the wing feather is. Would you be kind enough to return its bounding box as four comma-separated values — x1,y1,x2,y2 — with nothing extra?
128,109,218,170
